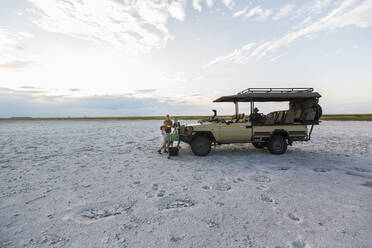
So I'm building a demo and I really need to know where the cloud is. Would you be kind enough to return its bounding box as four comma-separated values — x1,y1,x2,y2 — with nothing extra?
297,0,334,17
273,4,294,20
21,86,41,90
203,42,256,68
233,5,272,20
222,0,234,9
135,89,156,94
0,87,208,117
207,0,372,67
27,0,187,54
313,0,334,13
0,29,32,53
232,7,248,18
192,0,202,12
206,0,214,8
0,86,45,95
0,60,33,69
169,1,186,21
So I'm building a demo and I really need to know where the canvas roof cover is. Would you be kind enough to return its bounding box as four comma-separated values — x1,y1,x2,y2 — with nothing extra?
213,88,321,102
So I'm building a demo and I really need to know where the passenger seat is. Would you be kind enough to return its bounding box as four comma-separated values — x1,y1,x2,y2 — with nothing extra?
265,112,276,125
284,111,295,123
275,111,285,123
294,109,302,122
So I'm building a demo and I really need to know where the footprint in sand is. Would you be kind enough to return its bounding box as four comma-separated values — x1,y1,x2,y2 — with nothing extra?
271,167,290,171
313,168,331,173
349,167,371,173
152,184,159,191
292,240,309,248
66,201,135,223
256,185,269,191
255,175,271,183
346,171,372,180
362,181,372,188
213,183,231,191
260,194,275,203
288,213,300,222
157,196,195,210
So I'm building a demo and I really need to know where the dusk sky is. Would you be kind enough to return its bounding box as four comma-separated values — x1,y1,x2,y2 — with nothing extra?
0,0,371,117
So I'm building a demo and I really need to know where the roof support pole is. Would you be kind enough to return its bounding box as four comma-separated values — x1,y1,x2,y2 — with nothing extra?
250,99,254,141
235,101,239,118
250,100,254,115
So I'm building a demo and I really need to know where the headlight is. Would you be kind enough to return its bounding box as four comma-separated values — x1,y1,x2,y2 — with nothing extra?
186,126,193,134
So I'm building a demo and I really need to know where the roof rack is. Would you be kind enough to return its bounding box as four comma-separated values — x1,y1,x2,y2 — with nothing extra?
238,88,313,95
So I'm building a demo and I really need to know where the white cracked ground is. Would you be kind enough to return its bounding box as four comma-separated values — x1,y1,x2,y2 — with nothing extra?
0,120,371,248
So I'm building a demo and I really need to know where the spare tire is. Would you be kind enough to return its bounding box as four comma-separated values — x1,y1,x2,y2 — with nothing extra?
314,104,322,121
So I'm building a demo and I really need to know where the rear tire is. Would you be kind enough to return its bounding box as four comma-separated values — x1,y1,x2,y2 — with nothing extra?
268,135,287,154
191,136,211,156
252,142,265,149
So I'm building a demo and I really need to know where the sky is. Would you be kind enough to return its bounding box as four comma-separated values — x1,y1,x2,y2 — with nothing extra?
0,0,371,117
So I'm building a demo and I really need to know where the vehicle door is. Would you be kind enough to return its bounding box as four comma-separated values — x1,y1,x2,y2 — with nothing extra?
218,122,252,142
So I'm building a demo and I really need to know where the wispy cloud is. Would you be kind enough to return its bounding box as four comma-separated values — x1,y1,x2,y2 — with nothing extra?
135,89,157,94
0,28,32,53
273,4,294,20
27,0,186,54
0,60,33,69
297,0,334,17
203,42,256,68
20,86,41,90
206,0,372,67
0,86,45,95
233,5,272,21
206,0,214,8
222,0,234,9
192,0,202,12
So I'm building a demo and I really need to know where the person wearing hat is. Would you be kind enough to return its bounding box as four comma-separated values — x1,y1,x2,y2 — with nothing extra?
250,107,261,122
172,117,181,149
163,114,173,134
158,115,173,154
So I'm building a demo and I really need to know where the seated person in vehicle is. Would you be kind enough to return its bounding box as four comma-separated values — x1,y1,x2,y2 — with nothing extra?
250,107,264,122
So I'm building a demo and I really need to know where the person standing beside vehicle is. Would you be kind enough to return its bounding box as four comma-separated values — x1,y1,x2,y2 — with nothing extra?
158,115,172,154
163,114,173,134
158,126,168,154
172,117,181,149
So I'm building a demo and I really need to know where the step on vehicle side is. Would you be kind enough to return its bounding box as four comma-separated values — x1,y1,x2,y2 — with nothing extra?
179,88,322,156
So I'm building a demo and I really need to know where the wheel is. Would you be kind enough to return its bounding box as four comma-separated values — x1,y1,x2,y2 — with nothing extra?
191,136,211,156
252,142,265,149
314,104,322,121
268,135,287,154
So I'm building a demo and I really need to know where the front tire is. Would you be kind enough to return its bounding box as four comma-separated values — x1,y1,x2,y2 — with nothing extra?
268,135,287,154
191,136,211,156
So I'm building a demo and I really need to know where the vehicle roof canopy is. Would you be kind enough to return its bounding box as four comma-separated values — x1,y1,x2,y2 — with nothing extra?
213,88,321,102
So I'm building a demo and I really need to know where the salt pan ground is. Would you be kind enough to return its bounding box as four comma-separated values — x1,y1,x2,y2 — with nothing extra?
0,120,371,248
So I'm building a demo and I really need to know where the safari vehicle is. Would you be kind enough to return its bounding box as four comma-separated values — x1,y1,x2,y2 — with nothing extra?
179,88,322,156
